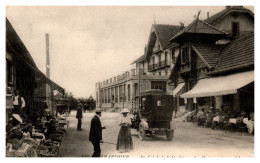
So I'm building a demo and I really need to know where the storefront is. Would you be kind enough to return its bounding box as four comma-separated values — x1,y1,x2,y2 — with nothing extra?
180,70,254,113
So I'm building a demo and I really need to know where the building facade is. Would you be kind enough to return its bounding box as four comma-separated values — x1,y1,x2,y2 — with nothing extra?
6,18,64,122
169,6,254,114
96,6,254,113
95,24,182,110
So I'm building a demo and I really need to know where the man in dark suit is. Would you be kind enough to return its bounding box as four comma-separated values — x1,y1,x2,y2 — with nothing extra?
76,103,83,131
89,108,105,157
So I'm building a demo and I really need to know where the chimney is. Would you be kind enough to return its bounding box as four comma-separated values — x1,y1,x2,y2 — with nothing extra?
226,6,231,9
207,12,209,18
179,22,185,31
144,45,147,54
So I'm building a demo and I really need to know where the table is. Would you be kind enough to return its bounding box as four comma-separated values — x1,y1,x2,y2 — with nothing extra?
229,118,237,124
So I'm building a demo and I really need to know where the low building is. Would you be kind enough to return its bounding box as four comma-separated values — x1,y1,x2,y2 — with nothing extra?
6,18,64,122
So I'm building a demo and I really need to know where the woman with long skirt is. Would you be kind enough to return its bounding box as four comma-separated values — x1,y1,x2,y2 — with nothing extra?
116,108,133,153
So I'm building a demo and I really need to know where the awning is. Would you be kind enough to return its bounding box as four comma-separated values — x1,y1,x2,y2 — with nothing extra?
173,83,185,97
181,71,254,98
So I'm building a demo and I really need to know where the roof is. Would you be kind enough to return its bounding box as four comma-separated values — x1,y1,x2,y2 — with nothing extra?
191,43,225,68
131,54,145,64
213,34,254,74
153,24,181,50
6,18,38,69
6,18,64,93
169,18,228,42
204,6,254,25
144,24,181,60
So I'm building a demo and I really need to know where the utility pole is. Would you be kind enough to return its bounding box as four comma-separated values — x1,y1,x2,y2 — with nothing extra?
46,33,52,113
138,63,141,109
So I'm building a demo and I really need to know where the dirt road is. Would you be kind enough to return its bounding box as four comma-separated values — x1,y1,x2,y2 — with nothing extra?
59,111,254,157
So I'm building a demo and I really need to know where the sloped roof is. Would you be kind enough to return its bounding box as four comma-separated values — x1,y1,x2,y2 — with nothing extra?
131,54,145,64
153,24,181,50
6,18,64,93
204,6,254,25
191,43,224,68
213,34,254,73
169,18,228,42
6,18,38,68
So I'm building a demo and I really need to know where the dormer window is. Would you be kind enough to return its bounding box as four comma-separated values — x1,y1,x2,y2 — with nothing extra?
232,22,239,38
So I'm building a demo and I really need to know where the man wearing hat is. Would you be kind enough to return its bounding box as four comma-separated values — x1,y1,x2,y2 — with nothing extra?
89,108,106,157
76,103,83,131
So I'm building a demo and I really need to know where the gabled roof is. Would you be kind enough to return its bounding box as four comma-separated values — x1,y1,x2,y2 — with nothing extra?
191,43,224,68
204,6,254,25
153,24,181,50
131,54,145,64
144,24,181,59
169,18,228,42
213,34,254,74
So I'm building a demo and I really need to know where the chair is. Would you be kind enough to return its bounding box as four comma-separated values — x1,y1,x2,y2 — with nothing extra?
236,120,247,135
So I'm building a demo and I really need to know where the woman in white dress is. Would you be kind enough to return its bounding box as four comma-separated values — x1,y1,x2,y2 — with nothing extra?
116,108,133,152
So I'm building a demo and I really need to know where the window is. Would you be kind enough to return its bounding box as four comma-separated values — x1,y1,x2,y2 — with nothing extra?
6,59,13,85
96,92,98,103
232,22,239,38
181,46,189,64
172,49,175,62
151,81,166,91
128,84,130,101
152,57,155,69
188,80,195,90
158,71,161,76
158,54,161,67
165,69,168,75
165,52,168,65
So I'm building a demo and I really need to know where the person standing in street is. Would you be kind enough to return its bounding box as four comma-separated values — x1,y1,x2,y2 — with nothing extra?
116,108,133,153
76,103,83,131
13,90,25,116
89,108,106,157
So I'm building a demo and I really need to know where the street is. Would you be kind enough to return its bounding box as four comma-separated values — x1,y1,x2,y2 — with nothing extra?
59,111,254,157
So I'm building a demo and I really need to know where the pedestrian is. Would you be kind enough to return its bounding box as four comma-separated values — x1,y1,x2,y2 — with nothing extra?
12,90,25,116
89,108,106,157
116,108,133,153
76,103,83,131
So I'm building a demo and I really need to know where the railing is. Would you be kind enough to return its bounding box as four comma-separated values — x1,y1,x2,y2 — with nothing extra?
148,62,170,71
160,60,170,67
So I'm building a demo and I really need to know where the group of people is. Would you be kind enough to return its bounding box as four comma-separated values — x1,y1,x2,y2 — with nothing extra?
188,106,254,134
75,103,134,157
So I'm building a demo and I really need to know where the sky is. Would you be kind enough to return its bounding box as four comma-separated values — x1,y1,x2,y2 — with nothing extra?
6,6,254,98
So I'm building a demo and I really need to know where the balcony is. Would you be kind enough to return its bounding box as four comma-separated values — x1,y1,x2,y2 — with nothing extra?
160,60,170,68
148,61,170,72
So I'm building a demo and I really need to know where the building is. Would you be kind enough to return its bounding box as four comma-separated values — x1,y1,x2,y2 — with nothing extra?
6,18,64,122
168,6,254,113
180,34,254,114
95,24,182,110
